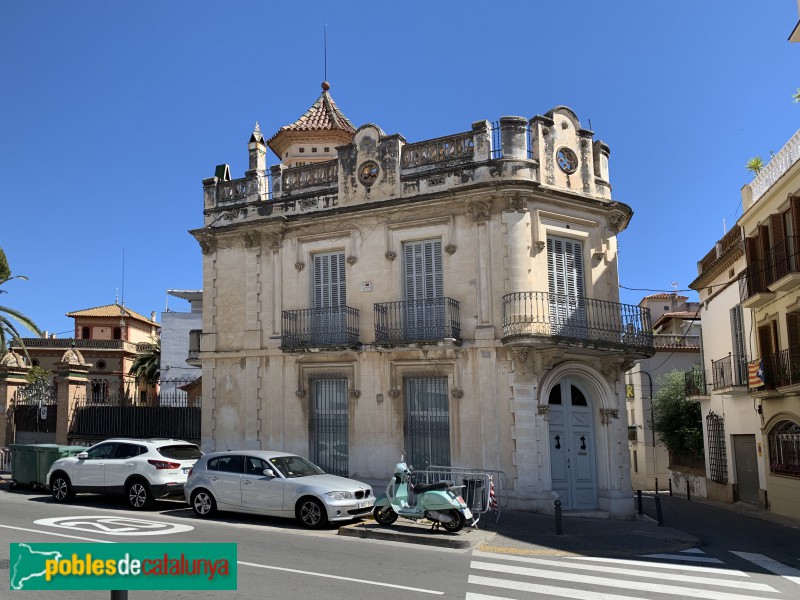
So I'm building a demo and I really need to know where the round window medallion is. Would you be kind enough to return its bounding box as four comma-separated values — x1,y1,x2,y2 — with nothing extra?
96,360,107,370
556,147,578,174
358,161,380,186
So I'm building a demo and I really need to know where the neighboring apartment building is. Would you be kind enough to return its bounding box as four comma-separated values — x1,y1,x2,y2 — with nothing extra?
14,303,160,403
626,293,701,492
689,129,800,519
191,83,654,516
159,290,202,402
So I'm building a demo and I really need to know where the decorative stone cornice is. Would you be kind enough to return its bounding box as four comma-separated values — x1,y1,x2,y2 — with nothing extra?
196,232,217,255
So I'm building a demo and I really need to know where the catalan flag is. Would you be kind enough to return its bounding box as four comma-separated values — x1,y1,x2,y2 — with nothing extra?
748,359,765,388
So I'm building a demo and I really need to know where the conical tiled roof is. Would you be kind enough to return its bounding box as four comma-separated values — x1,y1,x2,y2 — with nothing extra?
267,82,356,158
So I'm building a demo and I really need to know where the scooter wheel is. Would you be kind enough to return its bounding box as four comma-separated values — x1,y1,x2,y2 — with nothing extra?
442,509,465,533
373,505,398,526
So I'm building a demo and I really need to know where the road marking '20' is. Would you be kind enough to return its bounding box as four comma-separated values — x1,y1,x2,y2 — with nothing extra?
33,516,194,536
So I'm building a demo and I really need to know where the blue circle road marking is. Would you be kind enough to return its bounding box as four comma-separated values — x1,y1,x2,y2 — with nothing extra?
33,516,194,536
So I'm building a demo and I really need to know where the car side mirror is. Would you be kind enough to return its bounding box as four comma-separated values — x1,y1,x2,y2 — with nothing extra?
263,468,276,477
77,452,88,460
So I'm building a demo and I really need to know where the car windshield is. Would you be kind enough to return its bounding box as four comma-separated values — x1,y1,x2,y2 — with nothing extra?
158,445,202,460
268,455,325,478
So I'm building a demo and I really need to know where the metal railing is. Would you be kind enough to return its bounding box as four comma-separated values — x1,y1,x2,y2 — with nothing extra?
628,426,638,442
774,346,800,388
69,398,201,442
501,292,653,354
490,121,503,159
374,298,461,345
421,465,508,523
740,236,800,301
653,333,701,349
0,447,10,473
685,368,709,397
711,354,749,390
280,306,360,350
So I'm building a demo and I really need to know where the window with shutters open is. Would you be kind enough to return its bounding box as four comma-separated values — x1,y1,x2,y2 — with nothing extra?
547,236,586,338
730,305,747,385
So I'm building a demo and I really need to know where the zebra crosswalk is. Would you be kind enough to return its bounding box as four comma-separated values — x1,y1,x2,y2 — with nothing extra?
465,548,790,600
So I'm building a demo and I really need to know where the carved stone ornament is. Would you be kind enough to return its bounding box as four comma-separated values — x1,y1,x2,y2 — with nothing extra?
265,232,284,251
388,388,400,398
347,255,358,265
295,389,307,398
535,240,546,252
444,244,457,255
608,213,626,234
537,405,550,420
511,347,529,363
451,389,464,399
385,251,397,262
592,250,604,261
196,233,217,255
507,192,527,212
467,201,491,222
600,408,619,424
295,262,306,272
349,390,361,399
243,232,261,249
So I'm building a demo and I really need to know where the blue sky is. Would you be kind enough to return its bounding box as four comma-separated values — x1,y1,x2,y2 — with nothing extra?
2,1,799,336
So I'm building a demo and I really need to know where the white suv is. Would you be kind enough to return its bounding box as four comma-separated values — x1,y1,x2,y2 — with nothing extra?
47,438,202,509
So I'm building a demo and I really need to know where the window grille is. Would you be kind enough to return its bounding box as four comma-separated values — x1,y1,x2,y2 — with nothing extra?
309,377,349,477
405,376,450,470
769,420,800,477
706,411,728,483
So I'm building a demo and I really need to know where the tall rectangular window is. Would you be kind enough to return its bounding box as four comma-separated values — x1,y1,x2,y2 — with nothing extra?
547,236,586,337
403,240,443,340
405,376,450,470
730,305,747,385
312,252,346,345
309,377,349,477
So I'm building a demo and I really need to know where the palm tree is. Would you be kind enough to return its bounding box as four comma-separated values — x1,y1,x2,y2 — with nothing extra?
0,247,42,359
129,339,161,385
793,88,800,104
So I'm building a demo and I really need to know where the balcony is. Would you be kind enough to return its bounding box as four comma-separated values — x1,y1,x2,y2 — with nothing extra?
685,368,710,398
628,426,638,442
501,292,654,356
374,298,461,345
740,237,800,307
653,333,701,350
711,354,748,391
280,306,360,351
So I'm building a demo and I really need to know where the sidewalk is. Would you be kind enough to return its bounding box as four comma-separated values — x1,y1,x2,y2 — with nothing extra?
340,508,700,557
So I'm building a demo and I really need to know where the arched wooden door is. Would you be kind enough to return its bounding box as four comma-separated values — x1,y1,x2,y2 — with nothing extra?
548,378,598,510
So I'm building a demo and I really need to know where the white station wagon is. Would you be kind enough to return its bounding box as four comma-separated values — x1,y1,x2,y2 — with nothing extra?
184,450,374,528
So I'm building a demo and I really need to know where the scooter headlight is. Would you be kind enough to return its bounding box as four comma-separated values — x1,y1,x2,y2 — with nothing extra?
325,491,354,500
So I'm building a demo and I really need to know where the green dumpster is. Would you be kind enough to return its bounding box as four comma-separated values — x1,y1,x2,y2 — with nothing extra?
34,445,87,488
10,444,38,488
10,444,87,489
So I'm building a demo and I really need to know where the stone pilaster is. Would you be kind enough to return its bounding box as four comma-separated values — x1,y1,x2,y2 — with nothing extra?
0,352,30,447
53,348,90,445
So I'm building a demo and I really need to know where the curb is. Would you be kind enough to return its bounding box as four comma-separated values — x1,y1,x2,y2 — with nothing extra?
338,521,495,550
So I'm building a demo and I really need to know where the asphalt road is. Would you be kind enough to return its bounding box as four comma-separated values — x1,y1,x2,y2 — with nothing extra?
0,486,474,599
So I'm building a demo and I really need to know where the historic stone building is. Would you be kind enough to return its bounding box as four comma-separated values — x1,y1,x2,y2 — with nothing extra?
192,83,654,516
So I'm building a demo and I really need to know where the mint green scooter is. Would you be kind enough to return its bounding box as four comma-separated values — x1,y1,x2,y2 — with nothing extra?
372,462,476,532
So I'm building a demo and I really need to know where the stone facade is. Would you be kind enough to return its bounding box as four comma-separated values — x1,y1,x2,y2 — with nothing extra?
192,87,654,516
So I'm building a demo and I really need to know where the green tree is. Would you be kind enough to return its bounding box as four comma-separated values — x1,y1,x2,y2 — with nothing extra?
129,339,161,384
650,370,704,466
0,247,42,359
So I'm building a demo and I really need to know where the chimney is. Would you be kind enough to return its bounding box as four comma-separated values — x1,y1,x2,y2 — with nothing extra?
151,311,157,322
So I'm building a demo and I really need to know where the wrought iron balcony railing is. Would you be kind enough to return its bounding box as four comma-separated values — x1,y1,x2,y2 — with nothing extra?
740,236,800,301
711,354,749,390
774,346,800,388
501,292,653,354
374,297,461,345
280,306,360,351
628,426,638,442
685,368,709,397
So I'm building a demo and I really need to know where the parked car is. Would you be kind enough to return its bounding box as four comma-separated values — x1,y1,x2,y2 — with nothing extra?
185,450,374,529
47,438,202,509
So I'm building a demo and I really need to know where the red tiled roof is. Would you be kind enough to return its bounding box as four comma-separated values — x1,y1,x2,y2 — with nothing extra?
267,83,355,156
642,293,689,300
66,304,157,324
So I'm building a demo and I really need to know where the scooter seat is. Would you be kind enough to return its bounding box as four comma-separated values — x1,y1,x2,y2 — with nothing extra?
413,480,454,494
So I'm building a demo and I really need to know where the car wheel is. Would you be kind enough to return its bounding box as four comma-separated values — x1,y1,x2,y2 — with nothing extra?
373,505,398,526
296,497,328,529
126,480,155,510
441,509,465,533
51,473,74,503
191,490,217,517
